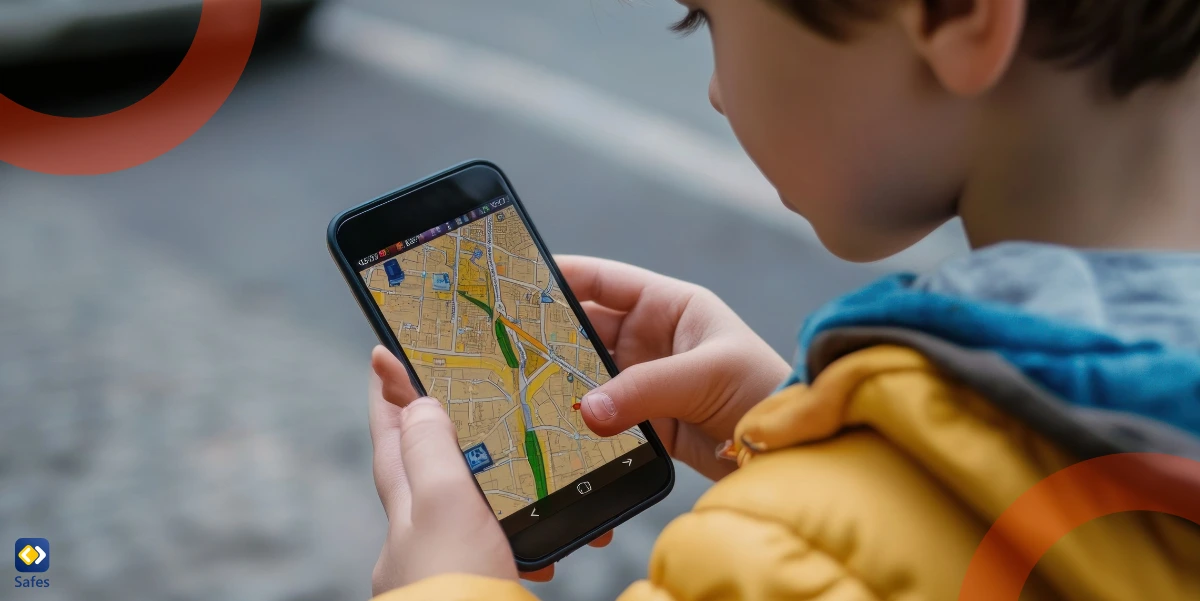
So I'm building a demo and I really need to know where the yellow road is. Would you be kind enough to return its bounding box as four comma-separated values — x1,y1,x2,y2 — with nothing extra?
524,362,561,408
407,351,514,380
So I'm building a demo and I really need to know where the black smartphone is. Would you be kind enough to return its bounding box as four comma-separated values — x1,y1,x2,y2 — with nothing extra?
328,160,674,571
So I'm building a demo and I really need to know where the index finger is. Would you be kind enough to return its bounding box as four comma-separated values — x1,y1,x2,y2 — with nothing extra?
372,346,421,410
369,356,414,522
555,255,669,312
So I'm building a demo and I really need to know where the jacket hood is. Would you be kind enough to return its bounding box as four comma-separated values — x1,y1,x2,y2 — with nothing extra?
790,274,1200,439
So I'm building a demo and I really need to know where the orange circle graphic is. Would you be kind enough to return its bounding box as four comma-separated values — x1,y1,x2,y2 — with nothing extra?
959,453,1200,600
0,0,261,175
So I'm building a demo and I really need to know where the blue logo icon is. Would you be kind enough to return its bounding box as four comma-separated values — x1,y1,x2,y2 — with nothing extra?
15,538,49,573
384,259,405,287
464,443,494,474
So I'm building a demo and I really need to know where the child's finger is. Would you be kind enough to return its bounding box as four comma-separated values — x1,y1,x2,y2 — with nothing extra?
369,368,413,523
557,255,664,312
588,530,614,548
397,397,482,519
520,565,554,582
372,346,420,408
579,301,625,351
581,346,729,438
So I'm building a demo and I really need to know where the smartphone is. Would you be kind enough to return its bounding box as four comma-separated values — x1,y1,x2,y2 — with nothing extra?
327,160,674,571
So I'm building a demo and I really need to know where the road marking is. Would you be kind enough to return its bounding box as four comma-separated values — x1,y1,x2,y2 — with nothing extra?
311,6,965,272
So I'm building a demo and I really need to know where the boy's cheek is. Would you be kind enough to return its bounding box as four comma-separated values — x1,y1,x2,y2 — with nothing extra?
706,0,968,261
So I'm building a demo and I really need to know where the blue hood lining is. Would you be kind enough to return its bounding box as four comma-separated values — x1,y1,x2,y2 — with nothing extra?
789,275,1200,437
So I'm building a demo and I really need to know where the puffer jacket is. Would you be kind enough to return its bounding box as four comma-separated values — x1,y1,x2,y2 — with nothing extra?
375,277,1200,601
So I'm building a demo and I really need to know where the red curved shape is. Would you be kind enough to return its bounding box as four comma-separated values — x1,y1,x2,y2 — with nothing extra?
958,453,1200,600
0,0,261,175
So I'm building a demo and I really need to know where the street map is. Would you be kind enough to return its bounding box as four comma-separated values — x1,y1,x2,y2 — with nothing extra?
361,204,647,519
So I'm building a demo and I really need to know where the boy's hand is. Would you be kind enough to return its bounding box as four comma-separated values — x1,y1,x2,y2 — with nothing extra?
559,256,792,481
369,347,611,590
369,347,517,595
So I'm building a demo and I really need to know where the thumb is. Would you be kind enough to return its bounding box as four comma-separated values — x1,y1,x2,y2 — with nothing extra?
581,347,728,437
397,397,482,518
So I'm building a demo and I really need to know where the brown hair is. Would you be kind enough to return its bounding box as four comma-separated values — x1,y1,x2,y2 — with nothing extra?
772,0,1200,96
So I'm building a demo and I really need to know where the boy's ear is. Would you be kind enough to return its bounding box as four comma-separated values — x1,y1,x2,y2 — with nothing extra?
897,0,1026,96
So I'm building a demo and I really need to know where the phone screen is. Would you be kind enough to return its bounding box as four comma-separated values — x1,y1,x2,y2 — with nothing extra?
354,195,651,529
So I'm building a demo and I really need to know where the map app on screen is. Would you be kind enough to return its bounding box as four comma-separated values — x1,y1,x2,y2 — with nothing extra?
358,199,647,520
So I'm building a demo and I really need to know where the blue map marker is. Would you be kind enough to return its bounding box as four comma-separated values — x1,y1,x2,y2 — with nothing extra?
464,443,494,473
384,259,405,287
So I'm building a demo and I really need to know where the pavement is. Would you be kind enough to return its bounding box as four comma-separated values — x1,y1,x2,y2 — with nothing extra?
0,2,966,600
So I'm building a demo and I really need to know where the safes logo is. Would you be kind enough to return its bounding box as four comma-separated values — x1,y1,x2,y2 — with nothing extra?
14,538,50,589
14,539,48,573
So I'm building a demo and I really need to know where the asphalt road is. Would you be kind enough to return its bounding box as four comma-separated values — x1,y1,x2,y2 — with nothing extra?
0,3,962,600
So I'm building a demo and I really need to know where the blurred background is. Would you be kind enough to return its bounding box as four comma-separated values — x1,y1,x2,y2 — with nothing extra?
0,2,965,600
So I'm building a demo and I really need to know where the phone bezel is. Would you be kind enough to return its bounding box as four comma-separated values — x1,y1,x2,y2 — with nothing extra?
327,160,675,571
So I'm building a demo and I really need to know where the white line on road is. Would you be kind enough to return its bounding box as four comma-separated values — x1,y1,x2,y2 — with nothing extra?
311,7,965,272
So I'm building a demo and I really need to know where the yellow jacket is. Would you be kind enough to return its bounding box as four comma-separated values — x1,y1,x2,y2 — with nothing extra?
376,332,1200,601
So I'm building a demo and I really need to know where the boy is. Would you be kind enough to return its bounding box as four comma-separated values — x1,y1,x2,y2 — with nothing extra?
366,0,1200,599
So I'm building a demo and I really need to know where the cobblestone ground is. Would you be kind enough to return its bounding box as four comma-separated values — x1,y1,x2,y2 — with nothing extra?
0,188,711,601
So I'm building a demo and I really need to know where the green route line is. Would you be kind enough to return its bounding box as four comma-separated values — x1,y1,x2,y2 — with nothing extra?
460,290,518,367
460,289,541,494
458,290,494,318
494,320,519,368
524,431,549,499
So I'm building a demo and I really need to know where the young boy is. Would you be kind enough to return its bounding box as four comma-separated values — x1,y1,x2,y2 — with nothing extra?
365,0,1200,599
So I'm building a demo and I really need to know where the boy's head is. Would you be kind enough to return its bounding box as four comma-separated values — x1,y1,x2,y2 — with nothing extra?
680,0,1200,260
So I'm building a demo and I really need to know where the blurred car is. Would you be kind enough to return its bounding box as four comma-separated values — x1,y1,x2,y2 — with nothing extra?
0,0,321,65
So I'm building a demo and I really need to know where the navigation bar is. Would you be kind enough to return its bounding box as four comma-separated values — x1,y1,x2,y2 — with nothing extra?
499,443,658,537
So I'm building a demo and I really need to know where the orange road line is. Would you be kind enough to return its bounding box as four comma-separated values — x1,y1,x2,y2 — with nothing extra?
497,315,550,355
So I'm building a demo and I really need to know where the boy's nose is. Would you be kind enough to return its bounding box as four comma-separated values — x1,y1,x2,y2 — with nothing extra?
709,74,725,116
